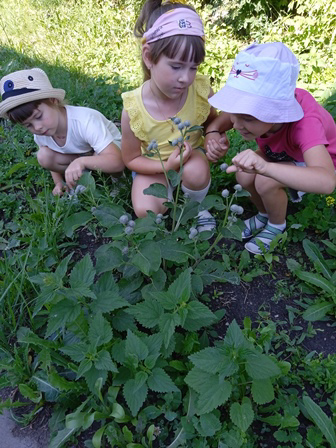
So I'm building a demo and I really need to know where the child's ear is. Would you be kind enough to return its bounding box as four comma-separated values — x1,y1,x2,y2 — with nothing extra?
142,44,153,70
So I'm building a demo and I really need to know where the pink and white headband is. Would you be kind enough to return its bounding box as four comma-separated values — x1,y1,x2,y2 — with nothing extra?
142,8,204,45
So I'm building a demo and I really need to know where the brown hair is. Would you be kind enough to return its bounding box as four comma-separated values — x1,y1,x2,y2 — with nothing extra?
8,98,62,124
135,0,205,81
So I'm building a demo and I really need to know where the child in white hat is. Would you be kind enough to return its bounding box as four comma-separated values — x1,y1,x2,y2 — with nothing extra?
206,42,336,254
0,68,125,195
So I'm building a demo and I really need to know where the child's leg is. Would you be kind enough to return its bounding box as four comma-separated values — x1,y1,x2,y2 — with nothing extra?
132,173,169,218
181,150,215,231
36,146,80,173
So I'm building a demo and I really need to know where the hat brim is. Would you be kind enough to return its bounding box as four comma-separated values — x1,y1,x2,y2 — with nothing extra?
209,85,304,123
0,88,66,118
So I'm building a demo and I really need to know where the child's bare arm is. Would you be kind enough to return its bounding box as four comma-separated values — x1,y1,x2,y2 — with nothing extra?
51,171,66,196
227,145,336,194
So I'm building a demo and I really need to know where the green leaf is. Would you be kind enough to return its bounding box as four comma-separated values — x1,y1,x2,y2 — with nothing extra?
303,396,336,447
84,366,107,394
93,205,125,227
168,268,191,304
95,350,118,372
302,302,334,321
60,343,88,362
123,379,148,416
134,216,158,234
158,238,192,263
143,183,169,198
110,403,125,419
303,239,332,280
245,353,281,379
70,254,95,289
224,319,249,349
189,347,237,376
49,428,76,448
167,169,181,187
94,292,129,313
183,301,217,331
32,373,59,401
77,359,93,379
49,371,77,392
251,378,275,404
55,253,74,279
295,270,336,296
221,223,243,241
195,260,240,286
19,384,42,403
46,299,81,337
125,330,149,361
159,313,179,348
147,368,178,393
88,312,113,347
131,241,161,275
92,425,107,448
198,412,222,437
200,195,225,211
127,298,163,328
185,368,232,414
64,211,92,237
95,245,124,274
230,398,254,432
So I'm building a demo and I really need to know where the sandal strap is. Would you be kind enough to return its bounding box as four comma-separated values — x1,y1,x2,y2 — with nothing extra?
255,224,284,240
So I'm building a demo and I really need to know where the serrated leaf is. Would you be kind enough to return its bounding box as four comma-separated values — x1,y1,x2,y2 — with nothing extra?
183,301,217,331
64,211,92,237
127,298,163,328
189,347,237,376
251,378,274,404
159,313,180,348
49,371,77,392
245,353,281,379
77,359,93,379
131,241,161,275
19,384,42,403
125,330,149,361
198,412,222,437
95,350,118,372
84,366,107,394
230,399,254,432
88,312,113,347
46,299,81,337
302,302,334,321
303,396,336,447
94,244,123,274
70,254,95,289
158,238,192,263
147,368,178,393
94,291,129,313
123,379,148,416
185,368,232,414
195,260,240,285
60,343,88,362
168,268,192,303
224,319,249,349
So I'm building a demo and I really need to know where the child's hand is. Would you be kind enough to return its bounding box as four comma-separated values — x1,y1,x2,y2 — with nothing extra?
65,159,84,189
166,141,192,171
52,182,67,196
226,149,268,174
205,133,229,162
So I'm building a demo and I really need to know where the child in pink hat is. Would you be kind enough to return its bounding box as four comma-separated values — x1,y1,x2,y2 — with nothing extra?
207,42,336,254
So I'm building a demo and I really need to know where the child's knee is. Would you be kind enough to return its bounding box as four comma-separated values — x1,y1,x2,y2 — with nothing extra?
236,171,254,188
36,146,53,169
182,159,210,188
255,174,282,195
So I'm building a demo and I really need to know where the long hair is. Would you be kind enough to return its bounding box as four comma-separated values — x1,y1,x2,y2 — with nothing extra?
135,0,205,81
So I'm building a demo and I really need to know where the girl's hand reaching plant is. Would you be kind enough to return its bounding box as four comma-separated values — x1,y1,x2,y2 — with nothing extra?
205,132,229,162
165,141,192,171
227,149,268,174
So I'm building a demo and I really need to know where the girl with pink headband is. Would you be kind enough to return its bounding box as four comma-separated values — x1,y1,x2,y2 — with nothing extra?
207,42,336,254
121,0,228,230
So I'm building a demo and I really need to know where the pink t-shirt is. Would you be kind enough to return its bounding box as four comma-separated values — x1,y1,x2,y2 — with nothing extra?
256,88,336,168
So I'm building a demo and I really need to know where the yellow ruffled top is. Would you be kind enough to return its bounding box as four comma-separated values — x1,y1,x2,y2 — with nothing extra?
122,74,211,161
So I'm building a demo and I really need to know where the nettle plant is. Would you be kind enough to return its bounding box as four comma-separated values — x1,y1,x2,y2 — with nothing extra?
9,253,287,447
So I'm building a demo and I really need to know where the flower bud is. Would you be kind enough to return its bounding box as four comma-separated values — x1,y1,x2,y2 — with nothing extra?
178,123,185,130
189,227,198,238
128,220,135,227
177,136,183,143
220,163,228,172
173,117,181,125
119,215,129,224
156,217,162,224
230,204,239,213
221,189,229,198
122,247,129,255
172,139,178,146
234,184,243,191
124,226,134,235
184,120,191,127
157,213,163,219
236,206,244,215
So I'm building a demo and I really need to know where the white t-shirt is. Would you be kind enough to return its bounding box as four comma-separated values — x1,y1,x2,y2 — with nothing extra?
34,105,121,154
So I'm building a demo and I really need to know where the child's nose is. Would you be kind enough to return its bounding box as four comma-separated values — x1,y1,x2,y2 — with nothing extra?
178,70,191,84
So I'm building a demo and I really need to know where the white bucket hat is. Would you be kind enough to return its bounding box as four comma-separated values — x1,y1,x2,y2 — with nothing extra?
0,68,65,117
209,42,304,123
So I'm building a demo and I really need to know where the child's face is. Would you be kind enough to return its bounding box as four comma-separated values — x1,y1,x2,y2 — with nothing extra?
150,45,199,99
22,101,64,136
230,113,281,140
